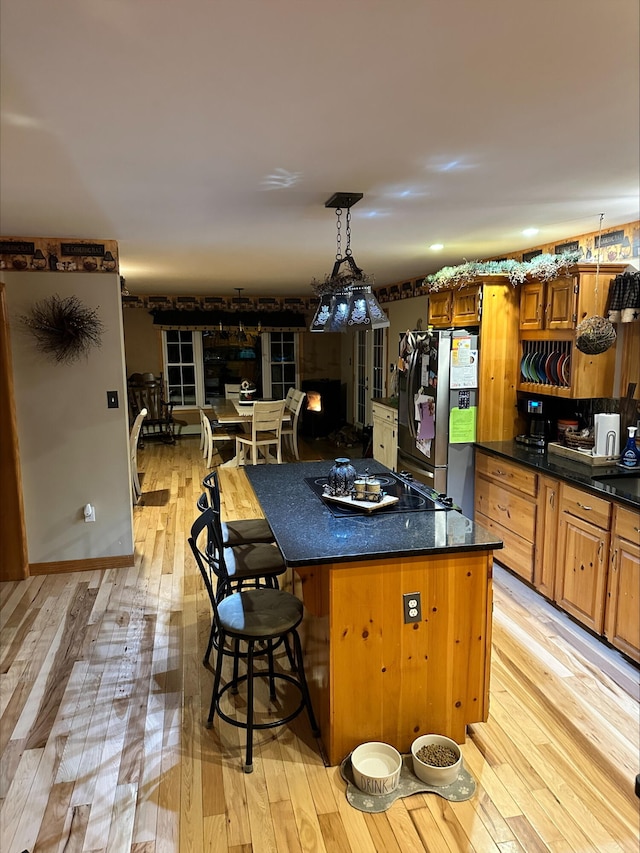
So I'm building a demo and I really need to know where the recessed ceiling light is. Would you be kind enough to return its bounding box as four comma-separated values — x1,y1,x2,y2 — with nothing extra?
522,228,539,237
430,243,444,251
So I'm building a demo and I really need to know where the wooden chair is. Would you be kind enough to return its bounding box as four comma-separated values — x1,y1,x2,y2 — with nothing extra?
235,399,286,465
281,389,306,461
129,407,147,503
127,373,176,444
224,383,241,399
188,507,319,772
199,408,234,468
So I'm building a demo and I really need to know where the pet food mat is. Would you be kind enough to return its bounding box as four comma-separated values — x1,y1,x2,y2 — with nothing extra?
340,753,476,813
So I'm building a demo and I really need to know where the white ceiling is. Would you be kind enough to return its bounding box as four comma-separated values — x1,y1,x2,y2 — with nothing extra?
1,0,639,297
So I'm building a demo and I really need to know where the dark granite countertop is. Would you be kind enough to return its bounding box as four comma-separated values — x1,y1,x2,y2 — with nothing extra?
475,441,640,511
244,461,502,567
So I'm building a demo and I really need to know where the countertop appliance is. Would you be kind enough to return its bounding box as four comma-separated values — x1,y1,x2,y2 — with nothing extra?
515,398,552,451
305,470,453,518
397,329,478,518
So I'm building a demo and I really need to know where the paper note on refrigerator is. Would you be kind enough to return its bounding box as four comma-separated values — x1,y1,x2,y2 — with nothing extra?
450,349,478,388
449,406,477,443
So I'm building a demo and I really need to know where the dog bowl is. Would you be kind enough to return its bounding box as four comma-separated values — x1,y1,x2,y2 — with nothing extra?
350,742,402,795
410,734,462,786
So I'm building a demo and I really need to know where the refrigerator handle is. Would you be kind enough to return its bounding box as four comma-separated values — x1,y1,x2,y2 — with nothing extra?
406,347,419,439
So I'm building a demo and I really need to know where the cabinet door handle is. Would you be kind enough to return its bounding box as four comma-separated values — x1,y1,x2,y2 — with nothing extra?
577,502,592,511
492,469,506,476
611,549,617,571
635,526,639,534
549,490,555,509
496,504,510,517
598,540,603,562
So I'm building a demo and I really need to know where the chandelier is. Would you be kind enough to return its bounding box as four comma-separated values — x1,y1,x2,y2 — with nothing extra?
310,192,389,332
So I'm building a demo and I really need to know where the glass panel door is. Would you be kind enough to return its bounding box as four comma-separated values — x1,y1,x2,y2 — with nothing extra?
353,328,387,428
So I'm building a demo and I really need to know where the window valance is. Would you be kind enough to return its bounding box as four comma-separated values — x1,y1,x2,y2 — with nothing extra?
150,308,307,330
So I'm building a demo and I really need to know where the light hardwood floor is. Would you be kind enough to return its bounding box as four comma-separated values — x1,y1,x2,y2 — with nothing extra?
1,437,638,852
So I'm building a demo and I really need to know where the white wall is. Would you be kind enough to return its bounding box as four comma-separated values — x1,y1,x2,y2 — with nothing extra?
4,272,134,565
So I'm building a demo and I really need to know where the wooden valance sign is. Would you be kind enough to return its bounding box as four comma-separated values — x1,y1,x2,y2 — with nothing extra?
0,237,119,273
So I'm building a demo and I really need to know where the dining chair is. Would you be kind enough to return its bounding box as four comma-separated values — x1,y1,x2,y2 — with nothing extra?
236,399,287,465
188,507,319,773
202,470,274,546
200,407,235,468
225,383,241,399
129,407,147,503
281,389,306,461
284,387,295,409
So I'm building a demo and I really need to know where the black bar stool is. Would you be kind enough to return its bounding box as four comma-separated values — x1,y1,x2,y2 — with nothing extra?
202,470,275,546
189,508,319,772
194,496,287,665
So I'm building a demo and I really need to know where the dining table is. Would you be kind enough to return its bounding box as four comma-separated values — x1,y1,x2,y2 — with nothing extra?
210,397,290,466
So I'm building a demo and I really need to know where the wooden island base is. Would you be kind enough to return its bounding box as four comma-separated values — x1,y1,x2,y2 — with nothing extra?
296,550,493,767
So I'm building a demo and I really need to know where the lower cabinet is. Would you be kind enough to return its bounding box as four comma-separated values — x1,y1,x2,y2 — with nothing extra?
555,484,611,634
605,505,640,663
534,475,559,599
474,449,640,661
372,403,398,471
475,452,536,582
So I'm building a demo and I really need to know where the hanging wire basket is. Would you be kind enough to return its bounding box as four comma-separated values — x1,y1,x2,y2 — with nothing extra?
575,316,617,355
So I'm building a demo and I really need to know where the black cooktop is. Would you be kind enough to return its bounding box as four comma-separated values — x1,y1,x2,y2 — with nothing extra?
304,471,451,518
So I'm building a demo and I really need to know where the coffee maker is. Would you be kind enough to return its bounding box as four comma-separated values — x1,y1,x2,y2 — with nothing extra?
516,399,551,451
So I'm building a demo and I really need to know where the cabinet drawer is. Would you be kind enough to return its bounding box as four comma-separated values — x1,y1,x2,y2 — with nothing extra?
475,452,537,497
613,504,640,543
476,511,534,582
559,483,610,530
475,475,537,541
372,404,397,424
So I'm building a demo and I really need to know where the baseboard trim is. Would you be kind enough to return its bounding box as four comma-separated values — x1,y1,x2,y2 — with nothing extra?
29,554,135,576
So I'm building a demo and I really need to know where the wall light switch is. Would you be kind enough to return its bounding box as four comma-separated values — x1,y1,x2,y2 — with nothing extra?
107,391,119,409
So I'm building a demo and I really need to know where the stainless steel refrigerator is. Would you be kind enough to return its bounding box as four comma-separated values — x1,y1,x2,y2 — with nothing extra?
397,329,478,517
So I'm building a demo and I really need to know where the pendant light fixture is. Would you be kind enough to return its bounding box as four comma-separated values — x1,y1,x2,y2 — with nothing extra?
310,192,389,332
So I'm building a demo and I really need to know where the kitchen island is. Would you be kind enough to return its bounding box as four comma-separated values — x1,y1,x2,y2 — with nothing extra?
244,460,502,766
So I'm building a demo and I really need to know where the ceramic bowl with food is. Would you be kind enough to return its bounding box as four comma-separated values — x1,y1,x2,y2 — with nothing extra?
410,734,462,786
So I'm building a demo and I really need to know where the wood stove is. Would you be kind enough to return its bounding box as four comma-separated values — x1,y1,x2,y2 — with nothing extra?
300,379,343,438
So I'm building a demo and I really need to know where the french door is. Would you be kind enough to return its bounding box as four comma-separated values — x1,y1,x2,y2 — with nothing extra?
353,328,387,428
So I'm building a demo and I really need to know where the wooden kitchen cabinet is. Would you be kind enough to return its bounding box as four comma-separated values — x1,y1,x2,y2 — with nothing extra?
519,277,577,331
534,475,560,599
428,286,481,328
518,264,628,400
555,483,611,634
605,505,640,662
372,402,397,471
475,449,639,655
474,451,537,582
451,286,481,326
428,290,452,326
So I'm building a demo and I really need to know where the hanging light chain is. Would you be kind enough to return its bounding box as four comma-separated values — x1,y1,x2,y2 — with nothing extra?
345,205,353,257
335,207,342,261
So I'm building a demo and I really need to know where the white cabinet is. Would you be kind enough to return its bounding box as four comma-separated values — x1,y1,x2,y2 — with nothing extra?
372,402,398,471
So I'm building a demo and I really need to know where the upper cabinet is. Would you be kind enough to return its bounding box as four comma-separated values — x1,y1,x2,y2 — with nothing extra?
518,263,628,399
428,285,481,328
519,278,577,331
